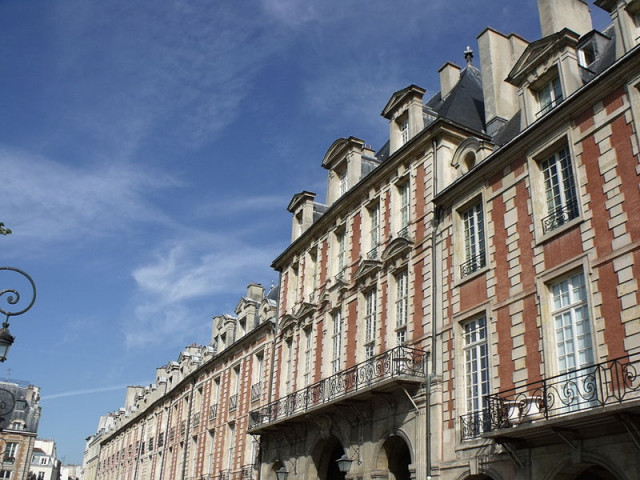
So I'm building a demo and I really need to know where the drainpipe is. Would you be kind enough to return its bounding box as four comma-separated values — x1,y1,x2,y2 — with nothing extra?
158,380,172,480
427,138,441,480
180,380,195,480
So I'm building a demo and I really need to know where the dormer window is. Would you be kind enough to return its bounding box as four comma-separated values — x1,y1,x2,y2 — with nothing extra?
578,43,596,68
536,76,563,117
338,169,348,196
400,117,409,145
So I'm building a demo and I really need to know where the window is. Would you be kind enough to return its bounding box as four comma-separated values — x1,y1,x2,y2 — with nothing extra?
398,182,410,234
285,338,294,393
400,120,409,145
40,457,48,465
536,76,563,116
339,170,348,195
463,317,490,430
368,203,380,259
541,146,579,233
364,289,377,359
460,202,486,277
551,272,594,374
395,270,408,345
336,230,346,280
4,443,17,462
206,430,215,474
0,471,10,479
331,310,343,374
37,473,45,480
303,328,312,386
226,423,235,470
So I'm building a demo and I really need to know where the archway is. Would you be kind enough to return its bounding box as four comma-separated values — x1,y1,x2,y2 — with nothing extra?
380,435,412,480
311,435,347,480
574,466,617,480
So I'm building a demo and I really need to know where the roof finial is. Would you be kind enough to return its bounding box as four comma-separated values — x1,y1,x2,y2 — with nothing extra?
464,46,474,65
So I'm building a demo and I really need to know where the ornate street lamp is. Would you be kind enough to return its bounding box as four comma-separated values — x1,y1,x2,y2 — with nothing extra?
336,454,353,474
275,466,289,480
0,267,36,362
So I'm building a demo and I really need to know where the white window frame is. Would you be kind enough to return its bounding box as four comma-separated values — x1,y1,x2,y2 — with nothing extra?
540,145,579,234
536,75,563,117
395,270,408,345
331,310,343,374
460,202,486,278
364,289,377,359
303,327,312,386
368,202,380,259
398,181,410,233
463,316,490,418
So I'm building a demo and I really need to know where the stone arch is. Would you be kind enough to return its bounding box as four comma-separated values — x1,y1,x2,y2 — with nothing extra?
308,434,347,480
373,431,413,480
545,452,629,480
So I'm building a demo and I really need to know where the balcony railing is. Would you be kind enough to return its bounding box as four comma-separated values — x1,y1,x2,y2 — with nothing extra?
229,394,238,412
460,251,486,278
249,346,427,430
241,464,255,480
461,352,640,440
219,470,230,480
193,411,200,428
250,382,261,402
397,226,411,240
209,403,218,421
541,198,579,234
367,246,379,260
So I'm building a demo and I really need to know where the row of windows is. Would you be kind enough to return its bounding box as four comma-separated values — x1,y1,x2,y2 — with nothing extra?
463,271,593,423
283,270,410,392
287,179,412,309
459,143,579,279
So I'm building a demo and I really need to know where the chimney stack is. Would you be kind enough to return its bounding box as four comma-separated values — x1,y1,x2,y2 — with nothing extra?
438,62,461,100
538,0,593,37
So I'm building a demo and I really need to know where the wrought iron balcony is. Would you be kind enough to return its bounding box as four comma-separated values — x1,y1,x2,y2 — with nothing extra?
249,346,427,432
367,246,379,260
250,382,261,402
397,226,411,240
209,403,218,421
461,352,640,441
460,251,486,278
541,198,579,234
229,394,238,412
193,411,200,428
241,464,255,480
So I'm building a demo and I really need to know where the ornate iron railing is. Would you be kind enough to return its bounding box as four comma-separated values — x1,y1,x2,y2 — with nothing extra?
541,198,579,233
209,403,218,421
461,352,640,440
367,246,379,260
250,383,261,402
249,346,427,430
397,226,411,240
229,394,238,412
241,464,254,480
460,251,486,278
536,95,564,117
193,411,200,428
219,470,230,480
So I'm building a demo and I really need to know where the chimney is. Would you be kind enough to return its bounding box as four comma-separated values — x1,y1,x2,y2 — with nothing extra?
477,28,529,135
438,62,461,100
538,0,593,37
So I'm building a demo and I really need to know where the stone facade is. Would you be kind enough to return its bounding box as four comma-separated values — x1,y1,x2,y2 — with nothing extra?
90,284,276,480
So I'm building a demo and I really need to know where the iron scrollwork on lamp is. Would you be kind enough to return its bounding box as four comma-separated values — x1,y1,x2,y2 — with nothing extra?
0,267,37,362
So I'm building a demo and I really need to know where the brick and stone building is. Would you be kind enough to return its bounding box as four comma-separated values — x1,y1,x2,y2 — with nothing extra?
91,283,276,480
0,381,41,480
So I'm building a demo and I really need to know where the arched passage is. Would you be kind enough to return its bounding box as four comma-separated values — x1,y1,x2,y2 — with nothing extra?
574,466,618,480
310,435,347,480
551,461,622,480
376,434,412,480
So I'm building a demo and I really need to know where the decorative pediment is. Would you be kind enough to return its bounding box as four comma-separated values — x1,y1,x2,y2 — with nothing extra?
294,301,317,319
321,137,365,170
507,29,580,87
382,237,413,264
354,259,382,283
381,84,426,119
279,313,297,333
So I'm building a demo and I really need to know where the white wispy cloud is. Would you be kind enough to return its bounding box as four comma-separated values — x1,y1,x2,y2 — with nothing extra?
125,232,277,348
42,384,140,401
0,147,175,248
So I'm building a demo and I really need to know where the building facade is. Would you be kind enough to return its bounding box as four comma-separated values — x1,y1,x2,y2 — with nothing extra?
28,439,60,480
251,1,640,480
87,1,640,479
91,283,277,480
0,381,41,480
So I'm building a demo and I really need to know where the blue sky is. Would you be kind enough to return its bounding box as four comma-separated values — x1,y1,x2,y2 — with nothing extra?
0,0,610,465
